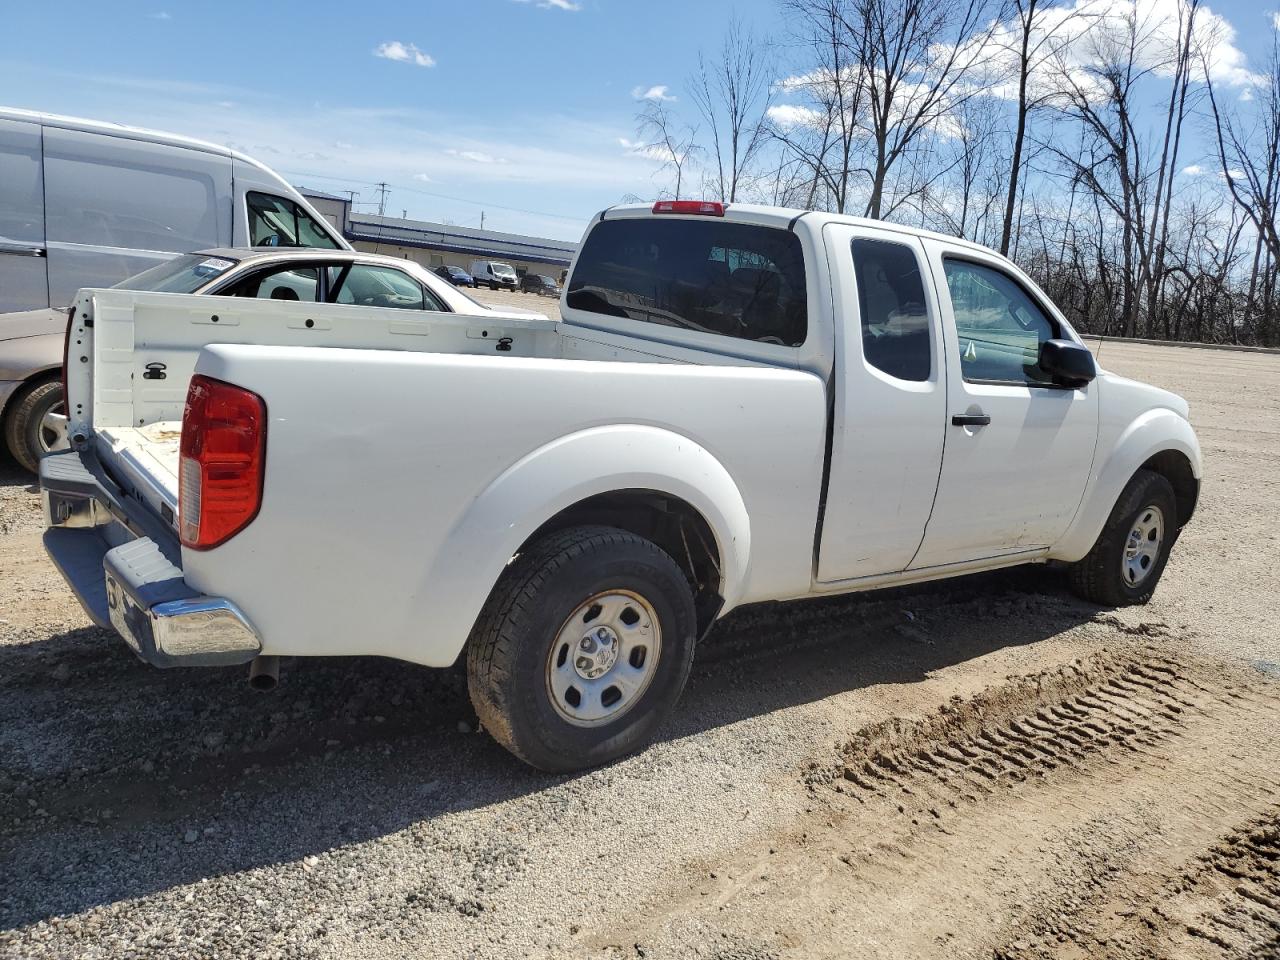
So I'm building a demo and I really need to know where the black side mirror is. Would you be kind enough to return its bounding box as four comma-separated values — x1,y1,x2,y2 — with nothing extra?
1039,338,1097,387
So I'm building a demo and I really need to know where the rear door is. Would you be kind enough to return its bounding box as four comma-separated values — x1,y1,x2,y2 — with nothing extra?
0,118,49,313
908,240,1099,568
816,223,947,582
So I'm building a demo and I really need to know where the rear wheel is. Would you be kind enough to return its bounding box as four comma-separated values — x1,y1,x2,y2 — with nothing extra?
467,525,696,772
1068,469,1178,606
5,380,68,474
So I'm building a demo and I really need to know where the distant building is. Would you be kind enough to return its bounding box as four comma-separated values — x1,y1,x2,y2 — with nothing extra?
298,188,579,281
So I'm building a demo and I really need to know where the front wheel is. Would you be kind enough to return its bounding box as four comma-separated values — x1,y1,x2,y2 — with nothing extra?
1068,469,1178,606
467,525,696,772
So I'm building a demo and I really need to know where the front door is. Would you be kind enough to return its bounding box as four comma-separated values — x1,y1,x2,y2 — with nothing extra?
816,223,947,582
0,118,49,313
909,241,1098,570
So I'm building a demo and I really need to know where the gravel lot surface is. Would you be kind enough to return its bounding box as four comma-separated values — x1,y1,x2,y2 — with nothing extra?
1,330,1277,960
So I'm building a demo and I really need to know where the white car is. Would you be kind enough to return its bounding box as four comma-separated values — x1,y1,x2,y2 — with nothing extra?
116,247,534,318
41,200,1200,772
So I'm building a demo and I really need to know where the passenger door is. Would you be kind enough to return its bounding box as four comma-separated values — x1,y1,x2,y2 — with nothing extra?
816,223,948,582
0,118,48,313
908,241,1099,569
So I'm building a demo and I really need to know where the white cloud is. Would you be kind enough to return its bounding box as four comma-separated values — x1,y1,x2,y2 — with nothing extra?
766,103,824,129
1181,164,1203,175
148,11,171,19
1273,12,1280,30
446,148,507,164
413,173,433,182
512,0,582,10
215,100,235,109
632,84,676,101
373,41,435,68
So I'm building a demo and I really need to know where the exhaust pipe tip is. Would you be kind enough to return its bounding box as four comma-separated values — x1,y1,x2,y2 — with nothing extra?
248,655,280,692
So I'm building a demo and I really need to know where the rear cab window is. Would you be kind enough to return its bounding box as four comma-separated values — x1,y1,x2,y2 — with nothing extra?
566,217,808,348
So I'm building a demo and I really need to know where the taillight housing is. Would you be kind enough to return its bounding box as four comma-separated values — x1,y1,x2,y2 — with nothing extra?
179,375,266,550
652,199,726,216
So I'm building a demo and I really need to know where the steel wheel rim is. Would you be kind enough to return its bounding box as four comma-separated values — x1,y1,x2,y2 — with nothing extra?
1122,504,1164,587
545,589,662,727
39,400,69,455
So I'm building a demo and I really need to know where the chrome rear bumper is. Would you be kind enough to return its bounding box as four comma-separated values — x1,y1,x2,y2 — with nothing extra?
40,449,261,668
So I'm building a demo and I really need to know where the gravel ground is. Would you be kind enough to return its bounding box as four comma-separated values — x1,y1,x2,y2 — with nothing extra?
1,336,1278,959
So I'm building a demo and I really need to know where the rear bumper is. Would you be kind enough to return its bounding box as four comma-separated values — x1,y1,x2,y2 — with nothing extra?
40,449,261,668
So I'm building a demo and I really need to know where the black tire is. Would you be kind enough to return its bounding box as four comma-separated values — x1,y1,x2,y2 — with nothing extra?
467,525,697,772
4,379,64,474
1068,469,1178,607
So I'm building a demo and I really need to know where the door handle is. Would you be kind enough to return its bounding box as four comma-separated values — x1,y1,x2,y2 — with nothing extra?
952,413,991,427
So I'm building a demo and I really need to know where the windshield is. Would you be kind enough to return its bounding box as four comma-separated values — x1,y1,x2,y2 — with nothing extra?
113,254,239,293
492,263,517,278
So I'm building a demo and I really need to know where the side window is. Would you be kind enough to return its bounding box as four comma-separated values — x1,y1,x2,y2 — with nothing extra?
943,259,1057,385
223,264,320,302
330,264,446,311
247,192,340,249
850,238,931,382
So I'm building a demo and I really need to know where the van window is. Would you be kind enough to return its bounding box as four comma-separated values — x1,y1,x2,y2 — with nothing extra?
247,192,340,249
567,218,807,347
43,131,224,252
851,238,931,382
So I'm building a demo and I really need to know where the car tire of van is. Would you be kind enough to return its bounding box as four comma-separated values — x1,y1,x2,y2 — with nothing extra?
1067,469,1178,607
5,379,67,474
466,525,697,772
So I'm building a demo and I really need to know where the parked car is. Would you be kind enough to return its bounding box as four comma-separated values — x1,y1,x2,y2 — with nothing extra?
520,273,560,297
469,260,519,290
433,264,475,287
40,200,1200,774
0,106,349,472
114,248,520,316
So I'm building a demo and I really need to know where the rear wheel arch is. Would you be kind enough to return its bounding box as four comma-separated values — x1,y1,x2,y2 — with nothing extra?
3,369,64,471
516,489,726,640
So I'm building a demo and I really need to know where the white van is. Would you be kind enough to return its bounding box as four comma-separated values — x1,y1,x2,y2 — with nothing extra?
0,106,350,470
469,260,519,290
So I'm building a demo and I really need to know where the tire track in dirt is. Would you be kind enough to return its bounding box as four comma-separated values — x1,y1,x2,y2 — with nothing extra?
605,648,1280,960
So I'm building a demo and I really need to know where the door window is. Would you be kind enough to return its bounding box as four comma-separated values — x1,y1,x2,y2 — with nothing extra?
944,258,1058,385
329,264,446,311
851,238,931,382
222,263,321,301
247,192,340,249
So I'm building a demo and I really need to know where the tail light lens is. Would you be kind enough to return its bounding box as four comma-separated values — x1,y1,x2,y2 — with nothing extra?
179,375,266,549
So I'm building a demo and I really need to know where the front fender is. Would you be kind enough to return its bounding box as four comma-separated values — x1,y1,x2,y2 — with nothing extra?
1051,408,1202,563
410,424,752,667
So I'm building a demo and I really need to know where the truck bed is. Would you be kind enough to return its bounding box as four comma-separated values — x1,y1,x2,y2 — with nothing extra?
96,422,182,514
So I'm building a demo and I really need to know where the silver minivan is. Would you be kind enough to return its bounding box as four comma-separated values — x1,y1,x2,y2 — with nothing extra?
0,107,350,471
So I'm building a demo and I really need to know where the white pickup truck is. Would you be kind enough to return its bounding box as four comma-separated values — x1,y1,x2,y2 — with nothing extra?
40,201,1201,771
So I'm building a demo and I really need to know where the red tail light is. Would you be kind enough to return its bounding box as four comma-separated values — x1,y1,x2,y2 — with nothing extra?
652,199,726,216
179,375,266,549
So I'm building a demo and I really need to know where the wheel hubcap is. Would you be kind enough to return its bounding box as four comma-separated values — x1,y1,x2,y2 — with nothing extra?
546,590,661,726
39,402,70,454
1122,504,1164,587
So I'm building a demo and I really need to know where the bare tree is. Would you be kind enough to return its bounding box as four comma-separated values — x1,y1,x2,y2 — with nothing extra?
689,18,775,203
635,98,699,200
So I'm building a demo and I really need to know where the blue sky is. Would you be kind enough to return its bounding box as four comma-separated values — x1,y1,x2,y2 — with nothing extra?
0,0,1275,242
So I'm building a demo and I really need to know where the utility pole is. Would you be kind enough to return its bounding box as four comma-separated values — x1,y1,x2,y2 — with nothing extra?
374,182,390,218
480,210,485,231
